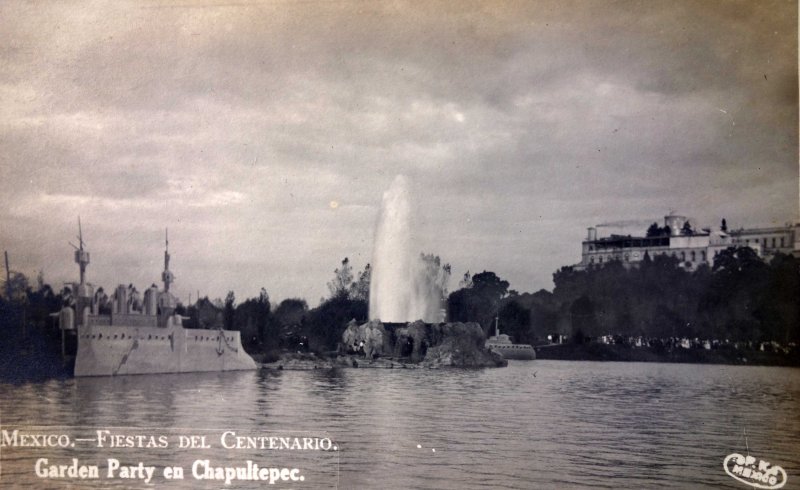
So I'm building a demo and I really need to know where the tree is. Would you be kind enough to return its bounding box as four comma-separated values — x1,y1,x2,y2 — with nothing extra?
700,247,769,341
306,295,367,352
499,289,560,342
472,271,509,299
232,288,271,351
458,271,473,289
448,271,510,333
646,223,670,237
327,257,354,300
192,297,223,329
539,243,797,345
552,265,587,305
224,291,236,330
25,280,61,328
36,270,45,292
305,257,371,351
681,221,694,236
712,246,764,274
760,253,800,343
349,263,371,302
570,295,596,341
256,288,271,344
274,298,309,327
446,288,481,325
1,271,30,302
721,218,728,232
498,300,532,344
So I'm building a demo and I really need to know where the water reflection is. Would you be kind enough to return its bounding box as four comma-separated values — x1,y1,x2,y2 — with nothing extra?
1,362,798,489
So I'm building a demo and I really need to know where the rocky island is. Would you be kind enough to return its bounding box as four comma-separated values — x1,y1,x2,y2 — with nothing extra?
266,176,504,371
263,319,506,370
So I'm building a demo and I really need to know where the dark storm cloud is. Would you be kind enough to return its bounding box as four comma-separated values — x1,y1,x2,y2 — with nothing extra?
0,0,796,302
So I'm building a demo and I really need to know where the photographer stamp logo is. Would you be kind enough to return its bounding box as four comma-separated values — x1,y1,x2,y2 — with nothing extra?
723,453,787,489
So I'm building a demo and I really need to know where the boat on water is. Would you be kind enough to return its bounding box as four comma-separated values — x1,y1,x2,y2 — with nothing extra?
485,317,536,360
59,223,257,376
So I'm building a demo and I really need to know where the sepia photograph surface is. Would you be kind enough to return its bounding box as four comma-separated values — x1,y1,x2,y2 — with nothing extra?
1,1,798,488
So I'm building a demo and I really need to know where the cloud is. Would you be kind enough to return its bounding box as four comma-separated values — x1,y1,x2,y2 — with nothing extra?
0,0,796,302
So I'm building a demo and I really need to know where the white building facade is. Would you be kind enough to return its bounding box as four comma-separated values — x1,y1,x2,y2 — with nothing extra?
576,214,799,271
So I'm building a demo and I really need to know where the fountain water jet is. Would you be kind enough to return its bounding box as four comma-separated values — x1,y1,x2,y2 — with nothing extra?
369,175,440,323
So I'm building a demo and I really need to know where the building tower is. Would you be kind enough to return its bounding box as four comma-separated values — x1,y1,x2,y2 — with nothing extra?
664,213,687,237
157,229,177,324
68,217,93,327
73,217,90,286
162,229,174,293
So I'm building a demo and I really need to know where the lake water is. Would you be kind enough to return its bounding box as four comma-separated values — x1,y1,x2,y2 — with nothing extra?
1,361,798,489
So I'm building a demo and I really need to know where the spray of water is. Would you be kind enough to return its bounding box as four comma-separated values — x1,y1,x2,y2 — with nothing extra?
369,175,440,323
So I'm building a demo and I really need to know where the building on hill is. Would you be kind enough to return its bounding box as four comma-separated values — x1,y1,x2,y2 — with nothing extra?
728,225,799,257
575,213,800,271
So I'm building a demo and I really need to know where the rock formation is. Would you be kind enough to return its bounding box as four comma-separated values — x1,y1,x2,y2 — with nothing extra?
341,319,394,358
340,320,506,368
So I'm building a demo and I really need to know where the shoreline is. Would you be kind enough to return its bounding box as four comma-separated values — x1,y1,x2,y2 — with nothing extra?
259,352,501,370
3,342,798,383
534,343,800,367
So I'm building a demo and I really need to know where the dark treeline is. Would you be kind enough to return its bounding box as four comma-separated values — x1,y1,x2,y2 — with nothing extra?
0,273,74,379
181,254,453,356
178,246,799,354
451,247,799,347
0,258,372,366
186,257,371,358
0,271,68,337
3,246,798,371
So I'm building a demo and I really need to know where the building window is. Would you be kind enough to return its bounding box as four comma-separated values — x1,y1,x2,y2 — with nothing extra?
589,257,594,264
772,238,776,248
680,251,685,260
701,251,706,261
746,239,749,244
781,237,785,247
691,251,696,262
599,256,603,263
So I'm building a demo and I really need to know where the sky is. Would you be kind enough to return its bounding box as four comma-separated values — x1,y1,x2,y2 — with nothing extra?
1,0,797,306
